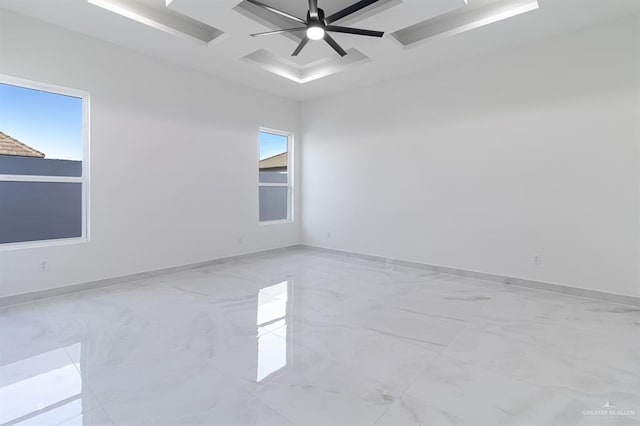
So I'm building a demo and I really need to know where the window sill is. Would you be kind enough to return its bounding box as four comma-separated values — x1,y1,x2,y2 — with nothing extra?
0,237,89,252
259,219,293,226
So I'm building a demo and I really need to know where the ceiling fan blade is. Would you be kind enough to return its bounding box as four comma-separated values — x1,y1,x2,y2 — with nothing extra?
251,27,307,37
308,0,319,18
325,25,384,37
292,37,310,56
325,0,381,24
246,0,306,24
324,33,347,57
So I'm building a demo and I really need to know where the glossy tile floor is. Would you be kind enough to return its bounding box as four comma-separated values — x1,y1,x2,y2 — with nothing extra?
1,248,639,426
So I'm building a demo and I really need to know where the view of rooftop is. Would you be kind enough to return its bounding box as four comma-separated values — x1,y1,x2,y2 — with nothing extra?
0,131,45,158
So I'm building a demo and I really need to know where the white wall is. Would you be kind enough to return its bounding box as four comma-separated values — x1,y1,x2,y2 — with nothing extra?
2,10,639,301
301,15,640,297
0,10,301,298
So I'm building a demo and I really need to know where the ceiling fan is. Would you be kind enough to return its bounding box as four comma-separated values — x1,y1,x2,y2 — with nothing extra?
248,0,385,57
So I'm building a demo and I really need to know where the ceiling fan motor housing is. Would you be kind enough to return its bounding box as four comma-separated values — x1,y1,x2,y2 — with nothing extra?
247,0,385,57
307,8,326,25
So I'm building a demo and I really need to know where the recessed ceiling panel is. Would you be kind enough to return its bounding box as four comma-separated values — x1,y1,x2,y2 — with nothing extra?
234,0,400,43
87,0,224,44
243,48,370,83
241,0,398,23
3,0,640,100
391,0,539,47
233,0,399,80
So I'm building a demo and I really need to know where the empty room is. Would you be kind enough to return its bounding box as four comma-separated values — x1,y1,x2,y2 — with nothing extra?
0,0,639,425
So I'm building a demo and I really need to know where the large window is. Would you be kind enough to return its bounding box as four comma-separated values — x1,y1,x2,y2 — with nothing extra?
259,129,292,223
0,76,89,247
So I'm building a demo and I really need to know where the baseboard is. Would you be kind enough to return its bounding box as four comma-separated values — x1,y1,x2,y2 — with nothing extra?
0,244,303,308
300,245,640,308
4,243,638,309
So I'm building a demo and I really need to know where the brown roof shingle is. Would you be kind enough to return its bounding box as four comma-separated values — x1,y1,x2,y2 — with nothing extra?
0,132,45,158
259,152,287,170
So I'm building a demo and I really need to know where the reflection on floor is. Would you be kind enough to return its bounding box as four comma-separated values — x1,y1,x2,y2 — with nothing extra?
1,248,639,425
257,281,289,382
1,344,82,425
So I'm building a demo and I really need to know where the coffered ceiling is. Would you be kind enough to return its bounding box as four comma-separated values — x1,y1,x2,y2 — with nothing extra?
1,0,639,100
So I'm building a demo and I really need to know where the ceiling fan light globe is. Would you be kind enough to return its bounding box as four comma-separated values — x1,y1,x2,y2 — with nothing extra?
306,26,325,40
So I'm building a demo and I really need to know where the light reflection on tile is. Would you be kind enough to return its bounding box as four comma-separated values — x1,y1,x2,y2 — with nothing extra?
0,341,105,426
1,248,639,425
257,281,289,382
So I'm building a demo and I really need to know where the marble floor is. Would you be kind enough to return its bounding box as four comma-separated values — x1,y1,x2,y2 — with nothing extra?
1,248,639,426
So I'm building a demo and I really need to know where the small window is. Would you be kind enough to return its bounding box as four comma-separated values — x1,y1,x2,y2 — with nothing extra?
0,76,89,247
259,129,292,223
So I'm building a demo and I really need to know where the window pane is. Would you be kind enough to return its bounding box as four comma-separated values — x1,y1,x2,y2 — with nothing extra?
0,156,81,177
0,83,83,176
259,170,288,184
0,181,82,244
259,132,287,183
259,186,288,222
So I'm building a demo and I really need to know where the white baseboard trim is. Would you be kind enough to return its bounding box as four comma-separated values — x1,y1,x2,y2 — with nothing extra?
0,245,303,308
300,245,640,308
3,243,638,309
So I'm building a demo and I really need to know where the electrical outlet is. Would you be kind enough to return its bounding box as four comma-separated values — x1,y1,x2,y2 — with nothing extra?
532,255,542,266
40,260,49,272
237,237,243,245
327,231,331,239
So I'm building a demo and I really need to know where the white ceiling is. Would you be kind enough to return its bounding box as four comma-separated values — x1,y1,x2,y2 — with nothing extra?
1,0,639,101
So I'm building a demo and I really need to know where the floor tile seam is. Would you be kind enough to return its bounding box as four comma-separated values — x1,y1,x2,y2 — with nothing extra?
202,359,299,426
27,305,200,344
368,311,482,425
53,408,115,426
72,359,265,425
356,282,504,306
315,292,475,350
384,304,473,324
501,282,640,309
405,315,480,379
59,345,116,426
434,347,612,400
461,314,640,356
0,253,294,310
160,278,291,297
472,276,640,310
448,320,640,373
330,278,511,301
369,342,449,426
303,248,640,309
372,391,464,426
165,283,273,303
536,319,640,338
476,297,640,325
440,342,640,388
296,298,454,352
208,331,401,425
432,349,640,409
27,279,161,310
28,298,91,345
16,299,49,317
263,325,441,398
468,362,640,399
392,351,554,406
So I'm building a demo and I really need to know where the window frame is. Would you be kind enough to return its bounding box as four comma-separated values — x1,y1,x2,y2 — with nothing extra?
258,127,293,225
0,74,91,250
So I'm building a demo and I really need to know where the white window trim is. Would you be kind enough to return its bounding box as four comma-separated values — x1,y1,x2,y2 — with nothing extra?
0,74,90,251
258,127,293,225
